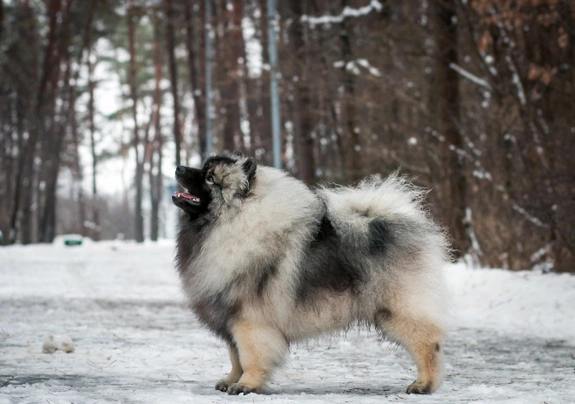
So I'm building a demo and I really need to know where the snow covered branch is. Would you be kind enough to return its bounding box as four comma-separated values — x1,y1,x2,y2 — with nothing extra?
449,63,493,92
510,201,549,229
333,59,382,77
301,0,383,26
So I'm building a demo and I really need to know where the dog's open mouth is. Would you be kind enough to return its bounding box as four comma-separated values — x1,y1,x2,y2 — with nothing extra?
173,192,201,206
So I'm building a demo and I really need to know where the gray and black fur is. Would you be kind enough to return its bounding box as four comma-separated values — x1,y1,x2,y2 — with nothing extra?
172,153,450,396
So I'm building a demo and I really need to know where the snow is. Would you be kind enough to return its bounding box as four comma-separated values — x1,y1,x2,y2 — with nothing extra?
302,0,383,26
1,241,574,403
472,169,493,181
42,334,75,354
447,262,575,342
334,59,382,77
509,201,549,229
356,59,382,77
449,63,493,91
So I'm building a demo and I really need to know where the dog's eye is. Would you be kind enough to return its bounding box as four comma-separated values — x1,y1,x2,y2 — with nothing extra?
206,175,215,184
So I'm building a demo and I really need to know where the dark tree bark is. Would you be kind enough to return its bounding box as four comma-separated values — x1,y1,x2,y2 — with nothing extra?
76,0,98,241
431,0,469,256
339,0,362,184
88,52,100,241
20,0,62,244
127,0,144,243
246,0,272,165
219,0,244,154
149,9,164,242
69,0,96,239
286,0,315,185
311,3,347,182
184,1,207,156
0,0,4,41
36,0,61,110
165,0,182,167
39,0,74,243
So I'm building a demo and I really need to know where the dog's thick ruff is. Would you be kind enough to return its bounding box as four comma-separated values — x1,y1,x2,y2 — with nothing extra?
173,153,450,395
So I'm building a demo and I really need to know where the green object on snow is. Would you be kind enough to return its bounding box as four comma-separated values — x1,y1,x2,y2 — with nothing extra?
64,239,83,246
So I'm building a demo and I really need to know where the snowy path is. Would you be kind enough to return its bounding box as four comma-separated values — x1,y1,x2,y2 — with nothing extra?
1,241,574,403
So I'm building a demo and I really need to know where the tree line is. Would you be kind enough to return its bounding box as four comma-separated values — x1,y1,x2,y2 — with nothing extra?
0,0,573,272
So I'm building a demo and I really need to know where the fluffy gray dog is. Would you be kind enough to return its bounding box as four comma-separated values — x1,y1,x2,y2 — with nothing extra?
172,153,450,395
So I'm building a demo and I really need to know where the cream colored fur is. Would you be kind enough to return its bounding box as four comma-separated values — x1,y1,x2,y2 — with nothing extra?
178,158,450,395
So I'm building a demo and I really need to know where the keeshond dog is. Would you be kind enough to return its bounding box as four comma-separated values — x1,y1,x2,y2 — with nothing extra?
172,152,450,395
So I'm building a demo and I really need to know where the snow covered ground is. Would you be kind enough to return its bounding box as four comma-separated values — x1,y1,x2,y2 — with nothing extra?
0,240,573,403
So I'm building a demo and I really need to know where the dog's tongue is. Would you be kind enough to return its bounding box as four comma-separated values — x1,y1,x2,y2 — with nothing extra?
174,192,196,200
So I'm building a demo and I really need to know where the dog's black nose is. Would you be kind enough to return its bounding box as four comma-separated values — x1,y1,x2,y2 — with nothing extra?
176,166,186,174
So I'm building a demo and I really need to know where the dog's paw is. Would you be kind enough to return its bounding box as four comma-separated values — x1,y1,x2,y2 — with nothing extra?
406,381,433,394
215,380,230,392
227,382,259,395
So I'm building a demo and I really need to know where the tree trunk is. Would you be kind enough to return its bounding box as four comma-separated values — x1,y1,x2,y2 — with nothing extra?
127,0,144,243
286,0,315,184
219,0,244,154
150,9,164,242
39,0,74,243
19,0,61,244
79,0,98,240
165,0,182,167
248,0,272,165
0,0,4,41
88,52,100,241
313,4,347,182
431,0,469,256
339,0,361,184
184,1,207,156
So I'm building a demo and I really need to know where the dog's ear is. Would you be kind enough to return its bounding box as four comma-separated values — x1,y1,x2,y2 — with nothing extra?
242,157,257,183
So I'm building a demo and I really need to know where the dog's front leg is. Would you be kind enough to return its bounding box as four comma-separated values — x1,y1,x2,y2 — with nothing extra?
226,320,287,395
215,344,243,392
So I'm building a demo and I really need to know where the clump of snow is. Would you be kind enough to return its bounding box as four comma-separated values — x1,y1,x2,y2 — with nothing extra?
42,334,75,354
302,0,383,26
333,59,382,77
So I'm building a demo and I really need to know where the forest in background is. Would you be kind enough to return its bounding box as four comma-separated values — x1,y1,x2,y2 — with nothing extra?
0,0,573,272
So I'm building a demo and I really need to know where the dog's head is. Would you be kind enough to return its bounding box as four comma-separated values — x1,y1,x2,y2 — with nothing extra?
172,152,257,219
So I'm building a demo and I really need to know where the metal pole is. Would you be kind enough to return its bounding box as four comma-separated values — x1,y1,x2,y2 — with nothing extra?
204,0,213,159
267,0,282,169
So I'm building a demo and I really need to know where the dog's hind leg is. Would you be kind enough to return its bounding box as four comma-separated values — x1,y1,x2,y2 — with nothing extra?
377,310,445,394
226,320,288,395
215,344,243,392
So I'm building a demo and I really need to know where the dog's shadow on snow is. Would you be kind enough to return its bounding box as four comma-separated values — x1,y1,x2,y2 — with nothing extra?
184,380,405,397
184,378,400,397
270,383,400,396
